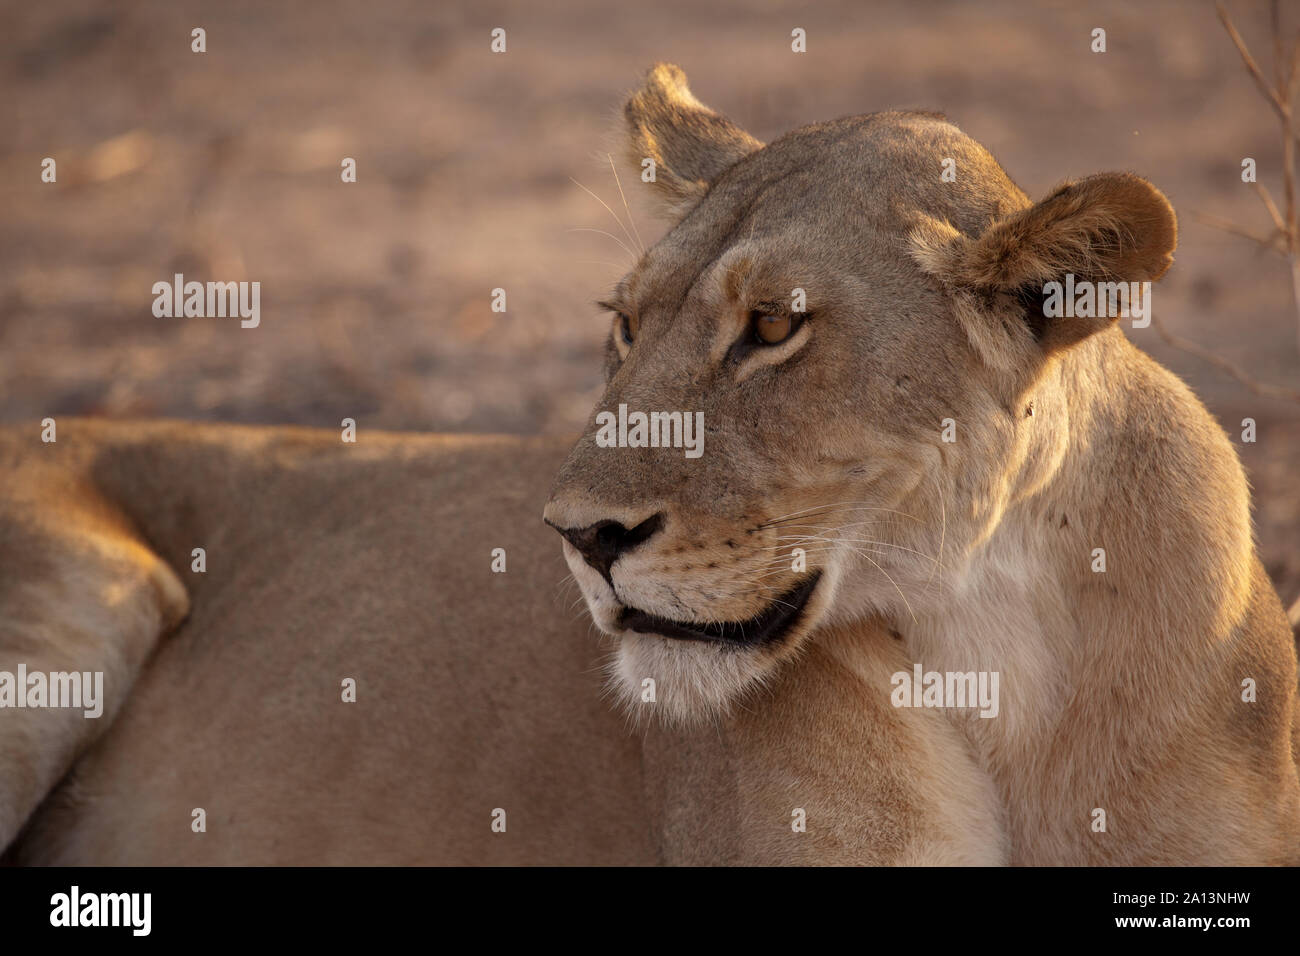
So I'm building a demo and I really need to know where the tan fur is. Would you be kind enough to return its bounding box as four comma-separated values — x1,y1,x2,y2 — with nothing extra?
542,64,1300,864
0,436,188,849
1,421,1000,865
622,63,764,220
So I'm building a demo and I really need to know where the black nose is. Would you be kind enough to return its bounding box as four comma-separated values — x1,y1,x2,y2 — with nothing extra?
546,513,664,581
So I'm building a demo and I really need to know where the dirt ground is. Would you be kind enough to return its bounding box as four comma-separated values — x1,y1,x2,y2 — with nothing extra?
2,0,1298,599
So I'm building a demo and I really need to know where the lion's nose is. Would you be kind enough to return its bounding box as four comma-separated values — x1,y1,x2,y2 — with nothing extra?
545,513,664,581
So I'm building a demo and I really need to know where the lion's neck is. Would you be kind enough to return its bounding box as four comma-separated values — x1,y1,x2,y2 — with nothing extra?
879,332,1262,860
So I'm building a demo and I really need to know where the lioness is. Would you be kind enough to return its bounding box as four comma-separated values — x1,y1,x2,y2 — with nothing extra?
3,64,1297,866
541,64,1299,864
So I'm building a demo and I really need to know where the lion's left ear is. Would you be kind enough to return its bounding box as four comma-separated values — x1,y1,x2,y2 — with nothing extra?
912,172,1177,356
623,63,763,221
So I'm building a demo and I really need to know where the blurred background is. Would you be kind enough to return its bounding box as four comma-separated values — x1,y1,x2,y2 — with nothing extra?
2,0,1298,598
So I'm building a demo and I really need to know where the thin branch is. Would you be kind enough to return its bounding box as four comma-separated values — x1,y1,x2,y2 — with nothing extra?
1194,210,1284,251
1287,29,1300,100
1290,256,1300,357
1150,314,1300,402
1252,181,1288,233
1282,105,1297,257
1271,0,1285,92
1214,1,1300,358
1218,2,1290,121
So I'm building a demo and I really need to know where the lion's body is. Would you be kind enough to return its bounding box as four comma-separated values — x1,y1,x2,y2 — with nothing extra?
2,420,1002,865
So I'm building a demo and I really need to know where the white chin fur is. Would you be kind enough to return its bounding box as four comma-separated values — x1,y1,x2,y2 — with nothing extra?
609,632,782,727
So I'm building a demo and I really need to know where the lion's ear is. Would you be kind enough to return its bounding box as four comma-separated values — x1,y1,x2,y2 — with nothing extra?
912,173,1177,354
623,63,762,221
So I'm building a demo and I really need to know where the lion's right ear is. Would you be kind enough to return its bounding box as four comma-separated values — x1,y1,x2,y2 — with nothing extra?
911,172,1177,361
623,63,762,221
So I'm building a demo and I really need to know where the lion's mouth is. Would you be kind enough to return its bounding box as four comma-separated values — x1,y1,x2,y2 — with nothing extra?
618,571,823,647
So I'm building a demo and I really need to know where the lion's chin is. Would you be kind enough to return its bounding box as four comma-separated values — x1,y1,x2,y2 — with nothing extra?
607,631,785,726
602,572,828,726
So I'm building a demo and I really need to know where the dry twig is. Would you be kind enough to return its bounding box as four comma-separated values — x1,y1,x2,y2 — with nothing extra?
1204,1,1300,371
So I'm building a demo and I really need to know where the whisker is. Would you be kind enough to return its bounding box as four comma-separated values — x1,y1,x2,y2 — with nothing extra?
573,258,634,271
607,153,644,254
569,176,641,261
926,473,948,595
759,501,924,523
565,227,635,261
860,550,918,624
757,502,923,530
766,532,944,569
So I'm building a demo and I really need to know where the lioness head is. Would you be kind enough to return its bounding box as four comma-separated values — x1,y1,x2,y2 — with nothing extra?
544,63,1177,724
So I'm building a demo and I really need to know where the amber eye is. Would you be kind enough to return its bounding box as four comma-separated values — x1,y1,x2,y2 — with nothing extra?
752,311,797,345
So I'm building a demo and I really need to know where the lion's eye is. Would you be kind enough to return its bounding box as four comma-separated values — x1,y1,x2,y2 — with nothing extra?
618,312,637,346
752,311,798,345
